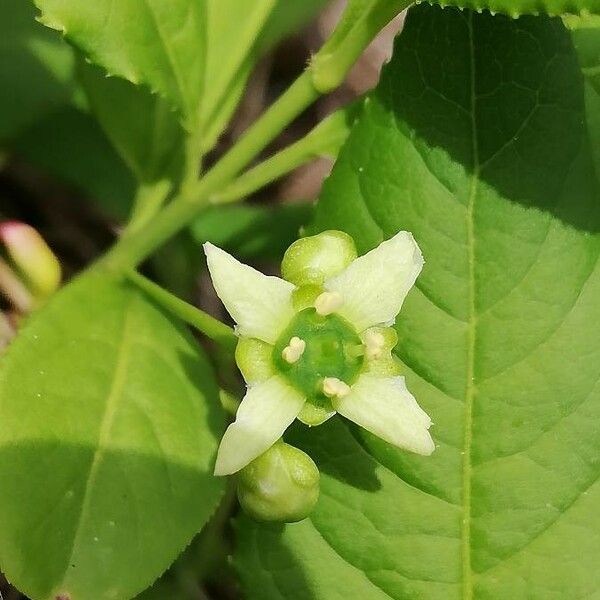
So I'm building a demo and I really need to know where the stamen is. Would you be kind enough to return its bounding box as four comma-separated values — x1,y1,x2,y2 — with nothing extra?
364,330,385,360
281,336,306,364
314,291,343,316
322,377,351,399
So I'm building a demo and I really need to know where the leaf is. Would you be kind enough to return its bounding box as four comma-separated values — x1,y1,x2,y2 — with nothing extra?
34,0,207,131
0,274,224,600
199,1,276,133
0,0,75,141
428,0,600,17
199,0,327,152
78,60,185,185
236,6,600,599
34,0,325,146
191,203,313,261
14,106,136,221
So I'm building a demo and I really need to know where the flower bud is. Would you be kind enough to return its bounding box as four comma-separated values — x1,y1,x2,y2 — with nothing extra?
281,230,357,287
237,441,320,522
0,222,61,309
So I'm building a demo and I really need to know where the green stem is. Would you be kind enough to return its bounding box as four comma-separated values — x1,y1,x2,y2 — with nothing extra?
99,1,410,273
101,71,319,272
128,270,237,352
125,180,172,235
212,105,356,205
180,129,204,198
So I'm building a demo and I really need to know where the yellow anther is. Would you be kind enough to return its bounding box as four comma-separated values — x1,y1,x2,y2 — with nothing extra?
281,336,306,364
364,330,386,360
314,291,343,316
322,377,351,399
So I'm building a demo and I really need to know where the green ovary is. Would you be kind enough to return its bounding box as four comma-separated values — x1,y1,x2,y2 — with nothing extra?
272,308,364,409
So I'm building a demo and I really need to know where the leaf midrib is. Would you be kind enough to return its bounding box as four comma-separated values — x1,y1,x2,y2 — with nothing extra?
57,294,136,591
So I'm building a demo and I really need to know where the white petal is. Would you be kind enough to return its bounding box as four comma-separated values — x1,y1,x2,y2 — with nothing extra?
332,374,434,455
214,375,306,475
204,242,295,343
324,231,423,331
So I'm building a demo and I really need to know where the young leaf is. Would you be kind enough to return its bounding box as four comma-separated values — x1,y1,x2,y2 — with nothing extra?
0,274,224,600
0,0,75,141
236,6,600,599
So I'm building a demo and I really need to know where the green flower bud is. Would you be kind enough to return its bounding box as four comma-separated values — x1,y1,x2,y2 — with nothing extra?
0,221,61,309
237,441,320,522
281,230,357,287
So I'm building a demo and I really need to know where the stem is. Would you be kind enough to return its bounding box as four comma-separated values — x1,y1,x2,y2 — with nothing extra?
100,71,319,271
212,105,355,205
125,180,172,235
180,129,204,198
310,0,411,92
99,1,409,273
128,270,237,352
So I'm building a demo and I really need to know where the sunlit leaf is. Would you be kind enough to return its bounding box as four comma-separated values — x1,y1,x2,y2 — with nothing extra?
236,6,600,599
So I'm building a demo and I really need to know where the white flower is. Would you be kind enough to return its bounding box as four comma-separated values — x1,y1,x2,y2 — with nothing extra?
204,230,434,476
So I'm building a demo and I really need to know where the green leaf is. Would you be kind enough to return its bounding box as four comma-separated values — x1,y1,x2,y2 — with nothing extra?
78,60,185,185
14,106,136,221
199,0,327,153
199,1,276,133
191,203,313,261
0,0,75,141
236,6,600,599
34,0,207,131
34,0,325,146
428,0,599,17
0,274,224,600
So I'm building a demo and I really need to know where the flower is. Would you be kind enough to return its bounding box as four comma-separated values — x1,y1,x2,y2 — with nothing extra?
204,230,435,476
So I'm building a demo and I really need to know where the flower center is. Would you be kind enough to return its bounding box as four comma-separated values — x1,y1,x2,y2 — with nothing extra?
272,308,364,406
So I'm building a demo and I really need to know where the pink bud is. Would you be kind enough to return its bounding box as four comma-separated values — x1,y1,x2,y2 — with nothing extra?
0,222,61,309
